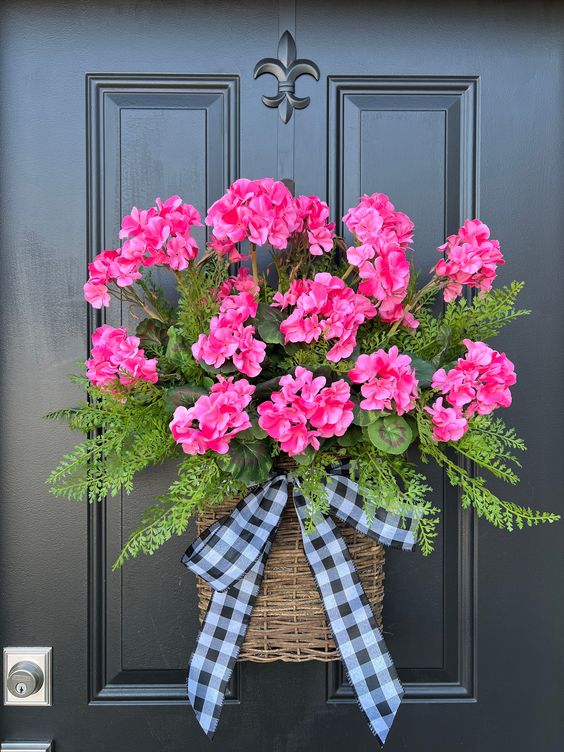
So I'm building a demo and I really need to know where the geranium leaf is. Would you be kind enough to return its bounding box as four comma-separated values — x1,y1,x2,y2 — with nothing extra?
293,445,316,465
163,384,207,413
405,354,436,388
136,318,169,353
353,405,383,427
337,425,363,447
217,439,272,484
366,415,413,454
236,417,268,441
254,302,284,344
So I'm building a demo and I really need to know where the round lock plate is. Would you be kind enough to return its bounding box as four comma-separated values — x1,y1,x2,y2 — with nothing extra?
6,660,44,698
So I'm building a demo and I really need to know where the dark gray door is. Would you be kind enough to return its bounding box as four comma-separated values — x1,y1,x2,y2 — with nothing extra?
1,2,563,750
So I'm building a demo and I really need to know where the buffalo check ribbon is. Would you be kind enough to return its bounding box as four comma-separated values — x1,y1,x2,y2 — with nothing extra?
181,465,418,744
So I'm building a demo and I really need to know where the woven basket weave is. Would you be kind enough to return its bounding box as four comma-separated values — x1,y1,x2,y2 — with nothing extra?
196,460,385,662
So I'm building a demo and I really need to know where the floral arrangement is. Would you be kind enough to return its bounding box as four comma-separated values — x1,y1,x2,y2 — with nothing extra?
47,179,558,568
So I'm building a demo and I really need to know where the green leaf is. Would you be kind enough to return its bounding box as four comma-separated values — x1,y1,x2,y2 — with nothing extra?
165,326,183,359
366,415,413,454
337,425,363,447
199,359,238,376
432,325,452,365
353,404,384,427
136,318,169,352
163,383,208,413
236,417,268,442
217,439,273,484
406,355,437,388
293,445,317,465
254,302,284,344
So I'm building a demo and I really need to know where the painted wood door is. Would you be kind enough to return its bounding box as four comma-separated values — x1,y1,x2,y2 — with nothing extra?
1,2,563,750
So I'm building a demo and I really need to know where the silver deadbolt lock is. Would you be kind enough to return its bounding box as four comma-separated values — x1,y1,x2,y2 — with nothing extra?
6,661,44,698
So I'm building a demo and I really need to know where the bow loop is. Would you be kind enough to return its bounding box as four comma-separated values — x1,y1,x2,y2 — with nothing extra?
182,474,288,591
322,466,419,551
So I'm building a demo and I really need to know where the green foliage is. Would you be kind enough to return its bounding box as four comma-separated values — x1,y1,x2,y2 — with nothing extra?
290,451,344,531
366,415,413,455
113,455,248,569
393,282,529,365
443,281,530,352
454,414,525,485
415,405,559,531
347,442,439,555
217,438,273,485
279,338,335,373
136,271,175,324
46,379,178,502
254,302,284,344
174,258,228,384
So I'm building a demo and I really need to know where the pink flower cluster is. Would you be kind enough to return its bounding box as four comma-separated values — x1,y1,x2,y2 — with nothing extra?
343,193,416,326
192,286,266,378
205,178,299,260
257,367,354,456
170,376,254,455
425,339,516,441
206,180,336,260
433,219,504,302
294,195,335,255
343,192,414,249
348,347,418,414
215,267,260,302
85,325,158,388
84,196,201,308
273,273,376,362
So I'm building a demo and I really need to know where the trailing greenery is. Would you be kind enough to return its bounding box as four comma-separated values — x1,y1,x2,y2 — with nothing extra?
393,282,530,365
347,442,439,556
113,454,248,569
46,378,178,503
415,404,559,532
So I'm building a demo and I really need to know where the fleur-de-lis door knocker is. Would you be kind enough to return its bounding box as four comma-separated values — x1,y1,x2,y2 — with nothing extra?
254,30,320,123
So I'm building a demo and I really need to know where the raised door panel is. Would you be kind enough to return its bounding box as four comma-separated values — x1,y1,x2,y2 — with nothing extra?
86,74,239,702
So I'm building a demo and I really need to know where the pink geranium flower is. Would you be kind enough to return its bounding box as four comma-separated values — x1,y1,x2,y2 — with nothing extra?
84,196,201,308
431,339,516,419
170,376,255,455
275,273,376,362
216,268,260,301
433,219,504,301
85,325,158,389
257,366,354,456
424,398,468,442
343,192,414,250
205,178,299,251
293,195,335,255
348,347,418,415
192,285,266,378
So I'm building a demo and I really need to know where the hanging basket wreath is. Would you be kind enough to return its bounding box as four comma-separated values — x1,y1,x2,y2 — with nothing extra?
47,179,558,743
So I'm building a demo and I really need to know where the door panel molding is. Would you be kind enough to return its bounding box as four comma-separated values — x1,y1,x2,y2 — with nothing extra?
326,75,479,702
86,73,239,703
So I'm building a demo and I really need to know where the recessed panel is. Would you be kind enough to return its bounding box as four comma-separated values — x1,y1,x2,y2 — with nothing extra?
328,76,478,697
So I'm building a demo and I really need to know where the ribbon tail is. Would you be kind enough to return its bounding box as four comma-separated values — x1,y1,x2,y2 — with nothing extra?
187,542,271,738
293,490,403,746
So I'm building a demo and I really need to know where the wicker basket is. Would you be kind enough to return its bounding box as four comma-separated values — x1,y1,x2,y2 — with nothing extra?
196,460,385,662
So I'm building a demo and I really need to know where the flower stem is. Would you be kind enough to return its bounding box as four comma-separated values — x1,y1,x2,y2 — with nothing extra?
250,243,259,287
341,264,355,281
121,285,165,322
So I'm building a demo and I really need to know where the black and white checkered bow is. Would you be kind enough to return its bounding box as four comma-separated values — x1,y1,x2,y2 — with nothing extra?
181,465,419,745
